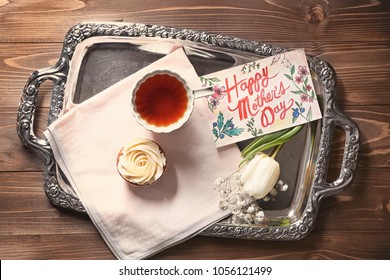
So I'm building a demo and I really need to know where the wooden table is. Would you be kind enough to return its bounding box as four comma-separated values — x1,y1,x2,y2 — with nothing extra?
1,0,389,260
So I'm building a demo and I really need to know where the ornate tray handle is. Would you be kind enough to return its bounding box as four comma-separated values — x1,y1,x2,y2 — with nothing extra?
17,58,86,212
306,58,360,202
314,100,360,201
17,58,67,159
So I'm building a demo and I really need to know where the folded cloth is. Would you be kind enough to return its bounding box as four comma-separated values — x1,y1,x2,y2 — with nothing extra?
44,48,242,259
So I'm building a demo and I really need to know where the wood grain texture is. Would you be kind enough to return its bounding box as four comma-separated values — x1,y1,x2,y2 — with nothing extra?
0,43,61,108
1,230,388,260
0,0,389,260
0,109,45,171
0,0,389,43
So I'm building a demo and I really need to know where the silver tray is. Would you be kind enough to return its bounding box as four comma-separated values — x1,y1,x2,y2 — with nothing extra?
17,22,360,240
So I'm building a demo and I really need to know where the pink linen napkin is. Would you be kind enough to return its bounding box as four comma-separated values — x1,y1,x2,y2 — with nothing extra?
44,48,242,259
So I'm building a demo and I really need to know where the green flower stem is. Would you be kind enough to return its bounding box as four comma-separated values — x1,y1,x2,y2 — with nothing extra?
240,125,303,166
292,82,307,96
268,218,291,226
241,128,289,157
271,143,284,159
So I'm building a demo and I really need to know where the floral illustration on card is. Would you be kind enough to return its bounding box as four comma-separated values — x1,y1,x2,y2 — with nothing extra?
283,64,316,103
291,101,312,123
246,117,263,137
241,61,261,74
200,76,228,112
212,111,244,142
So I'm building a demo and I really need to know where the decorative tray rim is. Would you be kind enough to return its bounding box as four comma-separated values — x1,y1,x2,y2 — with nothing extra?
16,22,360,241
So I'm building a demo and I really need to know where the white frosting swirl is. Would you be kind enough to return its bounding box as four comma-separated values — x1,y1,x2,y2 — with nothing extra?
117,138,166,185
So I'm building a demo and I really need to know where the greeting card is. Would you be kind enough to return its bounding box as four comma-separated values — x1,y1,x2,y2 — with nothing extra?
200,49,322,147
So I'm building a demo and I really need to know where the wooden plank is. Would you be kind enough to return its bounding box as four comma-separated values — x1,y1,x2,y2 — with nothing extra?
317,46,390,106
0,234,115,260
0,109,45,172
1,230,388,259
0,43,61,108
0,0,389,43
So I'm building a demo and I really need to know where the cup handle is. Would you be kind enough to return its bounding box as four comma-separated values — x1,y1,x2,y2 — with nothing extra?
193,86,214,99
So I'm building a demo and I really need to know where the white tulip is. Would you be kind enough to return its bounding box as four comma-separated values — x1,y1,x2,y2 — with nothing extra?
241,153,280,199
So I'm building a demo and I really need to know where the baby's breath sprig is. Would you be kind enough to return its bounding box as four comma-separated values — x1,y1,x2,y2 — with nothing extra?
214,170,289,225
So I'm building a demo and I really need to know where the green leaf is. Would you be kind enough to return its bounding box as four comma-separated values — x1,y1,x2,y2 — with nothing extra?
222,118,233,132
292,116,298,123
291,90,302,94
291,64,295,75
217,111,224,130
212,127,219,138
240,125,303,166
306,107,312,121
295,101,300,107
252,128,258,137
224,127,244,137
304,76,308,85
284,74,293,81
208,102,214,112
210,77,221,83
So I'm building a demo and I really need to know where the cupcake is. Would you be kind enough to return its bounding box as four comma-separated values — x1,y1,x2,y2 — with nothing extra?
117,138,167,187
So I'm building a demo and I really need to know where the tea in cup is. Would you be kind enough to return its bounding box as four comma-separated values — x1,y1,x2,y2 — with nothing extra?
131,70,198,133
